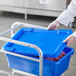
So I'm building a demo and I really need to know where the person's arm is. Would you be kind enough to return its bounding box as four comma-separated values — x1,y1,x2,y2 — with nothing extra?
48,0,76,30
48,0,76,46
56,0,76,26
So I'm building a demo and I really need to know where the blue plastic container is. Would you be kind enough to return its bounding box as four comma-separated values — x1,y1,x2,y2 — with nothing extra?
6,47,74,76
3,28,74,76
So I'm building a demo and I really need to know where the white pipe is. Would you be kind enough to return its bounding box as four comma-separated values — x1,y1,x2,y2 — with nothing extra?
11,22,47,37
12,69,37,76
0,24,21,36
0,70,10,75
11,22,47,29
0,36,43,76
0,22,45,76
0,49,39,62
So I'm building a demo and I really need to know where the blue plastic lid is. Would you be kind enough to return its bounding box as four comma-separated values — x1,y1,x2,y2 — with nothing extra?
3,28,72,58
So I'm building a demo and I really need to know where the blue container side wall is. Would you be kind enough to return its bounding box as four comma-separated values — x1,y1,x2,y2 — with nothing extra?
6,54,55,76
54,56,71,76
6,47,74,76
53,47,74,76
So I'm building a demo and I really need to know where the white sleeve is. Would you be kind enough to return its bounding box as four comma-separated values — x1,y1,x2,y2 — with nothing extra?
56,0,76,26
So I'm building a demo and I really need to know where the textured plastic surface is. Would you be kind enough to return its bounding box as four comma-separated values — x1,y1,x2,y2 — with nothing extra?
6,47,74,76
3,28,72,58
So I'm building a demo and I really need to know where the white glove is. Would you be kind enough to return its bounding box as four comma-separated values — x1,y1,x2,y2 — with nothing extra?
47,20,60,30
63,31,76,46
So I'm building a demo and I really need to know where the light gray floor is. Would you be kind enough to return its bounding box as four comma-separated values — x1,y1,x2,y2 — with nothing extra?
0,12,76,76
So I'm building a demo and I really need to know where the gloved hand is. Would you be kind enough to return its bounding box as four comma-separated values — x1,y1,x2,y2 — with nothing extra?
63,32,76,46
47,20,60,30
